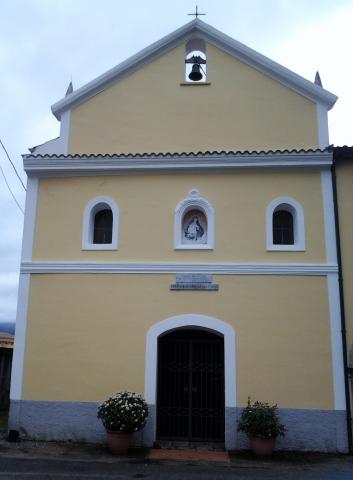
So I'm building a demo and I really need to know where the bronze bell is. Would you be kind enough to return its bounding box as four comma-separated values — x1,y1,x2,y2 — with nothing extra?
189,63,203,82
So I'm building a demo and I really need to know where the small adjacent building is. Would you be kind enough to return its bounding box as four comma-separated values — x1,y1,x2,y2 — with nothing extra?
9,19,352,452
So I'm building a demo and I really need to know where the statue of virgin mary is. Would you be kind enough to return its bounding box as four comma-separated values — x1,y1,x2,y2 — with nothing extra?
184,215,205,241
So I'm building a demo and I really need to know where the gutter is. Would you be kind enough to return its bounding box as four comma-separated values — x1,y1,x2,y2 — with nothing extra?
331,153,353,452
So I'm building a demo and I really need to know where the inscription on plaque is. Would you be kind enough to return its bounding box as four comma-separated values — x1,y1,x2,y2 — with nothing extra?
176,273,212,284
171,273,219,291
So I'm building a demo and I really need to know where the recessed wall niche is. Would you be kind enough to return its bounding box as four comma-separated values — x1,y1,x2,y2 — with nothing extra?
182,209,207,245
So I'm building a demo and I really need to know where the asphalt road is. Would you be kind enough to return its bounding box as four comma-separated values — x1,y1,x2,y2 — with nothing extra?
0,456,353,480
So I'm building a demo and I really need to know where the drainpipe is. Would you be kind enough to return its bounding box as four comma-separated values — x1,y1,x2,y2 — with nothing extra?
331,153,353,453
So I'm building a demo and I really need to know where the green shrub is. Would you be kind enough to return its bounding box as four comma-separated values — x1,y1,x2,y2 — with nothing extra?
237,398,286,439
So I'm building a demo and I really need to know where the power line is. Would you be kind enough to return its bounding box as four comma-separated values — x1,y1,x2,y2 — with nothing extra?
0,162,24,215
0,138,26,191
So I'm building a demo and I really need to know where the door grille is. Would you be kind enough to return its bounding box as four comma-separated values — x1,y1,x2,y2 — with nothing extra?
157,329,225,441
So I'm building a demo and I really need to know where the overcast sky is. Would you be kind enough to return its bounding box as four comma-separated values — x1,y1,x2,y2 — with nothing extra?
1,0,353,324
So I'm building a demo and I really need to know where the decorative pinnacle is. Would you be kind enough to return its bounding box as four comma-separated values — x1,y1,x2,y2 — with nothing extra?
314,71,323,87
65,81,74,96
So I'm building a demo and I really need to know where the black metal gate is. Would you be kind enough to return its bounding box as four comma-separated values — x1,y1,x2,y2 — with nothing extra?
157,329,224,442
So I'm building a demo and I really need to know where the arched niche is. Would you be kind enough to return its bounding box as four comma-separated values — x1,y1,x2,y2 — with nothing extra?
185,38,207,82
174,189,214,250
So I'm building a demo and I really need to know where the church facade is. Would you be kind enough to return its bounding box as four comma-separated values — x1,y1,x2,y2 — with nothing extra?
9,19,351,452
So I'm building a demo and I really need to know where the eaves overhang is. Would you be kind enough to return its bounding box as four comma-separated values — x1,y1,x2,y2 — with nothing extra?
23,149,333,177
51,19,337,120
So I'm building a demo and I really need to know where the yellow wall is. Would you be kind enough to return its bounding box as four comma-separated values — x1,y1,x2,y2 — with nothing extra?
23,274,333,409
33,171,326,263
68,44,318,154
336,161,353,359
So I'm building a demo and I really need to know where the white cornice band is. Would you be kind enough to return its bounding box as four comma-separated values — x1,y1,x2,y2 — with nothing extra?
23,152,332,177
21,261,338,276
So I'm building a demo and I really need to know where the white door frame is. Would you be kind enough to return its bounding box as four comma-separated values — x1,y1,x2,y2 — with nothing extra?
144,314,236,408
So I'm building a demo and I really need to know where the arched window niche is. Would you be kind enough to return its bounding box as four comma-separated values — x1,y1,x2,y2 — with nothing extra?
266,196,305,251
82,196,119,250
175,190,214,250
185,39,207,83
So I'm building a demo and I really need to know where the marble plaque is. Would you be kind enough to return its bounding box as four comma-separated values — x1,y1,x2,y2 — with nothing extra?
171,273,219,291
176,273,212,284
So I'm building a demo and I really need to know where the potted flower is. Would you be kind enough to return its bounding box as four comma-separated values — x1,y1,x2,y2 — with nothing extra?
97,391,148,454
237,398,286,455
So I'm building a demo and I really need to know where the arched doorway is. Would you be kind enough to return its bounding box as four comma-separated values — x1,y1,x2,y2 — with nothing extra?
144,314,236,449
156,328,225,442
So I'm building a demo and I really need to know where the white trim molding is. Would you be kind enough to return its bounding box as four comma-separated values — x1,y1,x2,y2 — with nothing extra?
23,151,333,177
320,170,344,409
10,275,30,400
10,177,39,401
20,261,338,276
317,104,329,149
144,314,236,407
82,196,119,250
59,110,71,155
21,178,39,262
266,196,305,251
321,170,338,264
327,273,346,410
174,189,214,250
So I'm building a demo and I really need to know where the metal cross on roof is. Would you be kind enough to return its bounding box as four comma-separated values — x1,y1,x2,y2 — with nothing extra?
188,5,206,18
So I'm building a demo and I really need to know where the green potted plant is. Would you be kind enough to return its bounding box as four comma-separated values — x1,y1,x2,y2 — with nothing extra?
97,391,148,454
237,398,286,455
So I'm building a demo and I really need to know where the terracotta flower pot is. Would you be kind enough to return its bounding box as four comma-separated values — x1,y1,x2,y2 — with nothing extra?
251,436,276,456
106,431,133,455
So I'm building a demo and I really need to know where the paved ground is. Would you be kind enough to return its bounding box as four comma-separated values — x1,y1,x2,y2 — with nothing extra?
0,455,353,479
0,437,352,479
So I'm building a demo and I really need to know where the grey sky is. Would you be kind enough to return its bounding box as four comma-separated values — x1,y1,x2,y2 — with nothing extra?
1,0,352,323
